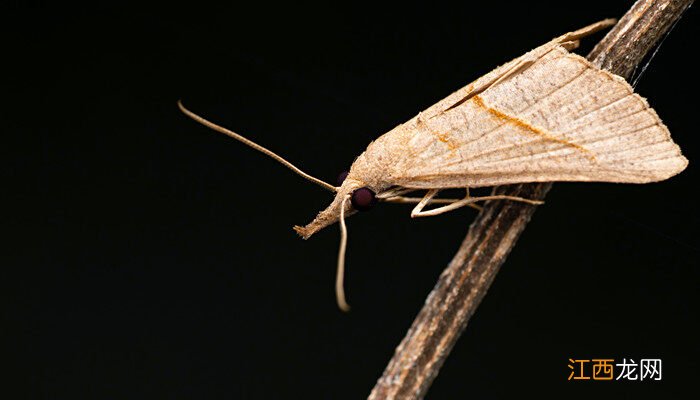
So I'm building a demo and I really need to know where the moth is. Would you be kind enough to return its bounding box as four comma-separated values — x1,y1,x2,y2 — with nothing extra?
179,20,687,311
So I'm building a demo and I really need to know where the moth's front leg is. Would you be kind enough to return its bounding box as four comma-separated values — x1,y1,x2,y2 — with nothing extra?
381,188,482,213
410,188,543,218
382,196,463,205
410,189,440,218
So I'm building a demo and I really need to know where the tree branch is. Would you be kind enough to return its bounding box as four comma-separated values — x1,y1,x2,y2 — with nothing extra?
368,1,694,399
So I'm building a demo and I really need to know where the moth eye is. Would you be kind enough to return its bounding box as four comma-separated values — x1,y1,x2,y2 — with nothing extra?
336,171,349,186
351,187,377,211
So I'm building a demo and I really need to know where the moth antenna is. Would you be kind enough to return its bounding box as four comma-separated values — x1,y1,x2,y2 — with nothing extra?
178,100,338,192
336,194,351,312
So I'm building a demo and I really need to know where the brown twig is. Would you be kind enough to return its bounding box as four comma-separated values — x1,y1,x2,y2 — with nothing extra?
368,1,694,399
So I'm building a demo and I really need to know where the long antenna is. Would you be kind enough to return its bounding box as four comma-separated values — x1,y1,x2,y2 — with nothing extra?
178,100,338,192
336,194,351,312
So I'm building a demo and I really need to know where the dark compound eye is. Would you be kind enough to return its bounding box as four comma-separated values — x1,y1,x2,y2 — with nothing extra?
336,171,349,186
351,187,377,211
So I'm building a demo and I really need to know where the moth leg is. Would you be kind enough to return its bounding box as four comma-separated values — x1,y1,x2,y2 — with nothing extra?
473,19,612,92
385,196,483,210
488,58,535,89
384,196,457,204
411,191,542,218
410,189,439,217
376,187,415,199
558,19,616,43
379,187,479,208
488,19,615,88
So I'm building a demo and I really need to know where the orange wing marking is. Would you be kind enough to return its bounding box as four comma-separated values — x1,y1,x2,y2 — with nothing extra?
472,95,596,161
435,132,458,150
431,131,459,158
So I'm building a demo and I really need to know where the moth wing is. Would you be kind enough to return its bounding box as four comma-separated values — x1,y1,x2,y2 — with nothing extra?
390,46,687,189
416,19,612,120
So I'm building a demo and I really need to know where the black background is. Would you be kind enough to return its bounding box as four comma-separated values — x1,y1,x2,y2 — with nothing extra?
3,2,698,399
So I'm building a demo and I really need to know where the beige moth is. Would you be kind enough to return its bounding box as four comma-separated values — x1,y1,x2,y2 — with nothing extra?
179,19,688,311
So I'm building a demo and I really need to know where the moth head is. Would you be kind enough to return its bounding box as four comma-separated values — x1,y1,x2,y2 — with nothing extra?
293,171,378,240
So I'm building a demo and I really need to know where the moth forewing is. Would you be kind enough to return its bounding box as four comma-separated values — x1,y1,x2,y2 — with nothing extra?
389,46,687,189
